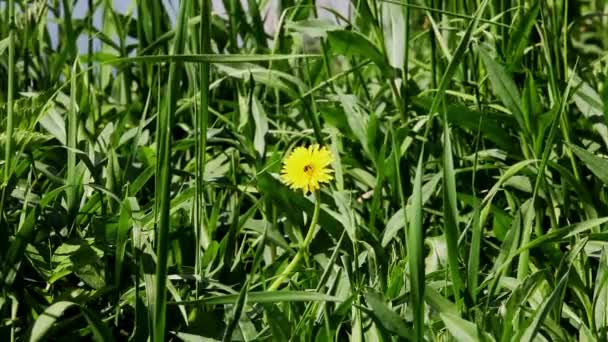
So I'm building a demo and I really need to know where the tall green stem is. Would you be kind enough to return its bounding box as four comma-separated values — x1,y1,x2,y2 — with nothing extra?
268,192,321,291
67,63,78,215
195,0,212,296
153,0,190,340
0,0,15,268
5,0,14,186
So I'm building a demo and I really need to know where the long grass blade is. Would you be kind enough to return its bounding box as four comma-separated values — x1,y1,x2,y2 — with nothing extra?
152,0,191,340
443,123,464,305
408,151,425,341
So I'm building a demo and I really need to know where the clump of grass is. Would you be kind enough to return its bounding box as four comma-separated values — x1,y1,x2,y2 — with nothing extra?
2,0,608,341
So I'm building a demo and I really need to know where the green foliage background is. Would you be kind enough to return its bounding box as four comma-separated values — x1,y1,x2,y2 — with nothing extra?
2,0,608,341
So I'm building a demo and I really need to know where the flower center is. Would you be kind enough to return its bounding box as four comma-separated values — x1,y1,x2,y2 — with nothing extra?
303,164,314,175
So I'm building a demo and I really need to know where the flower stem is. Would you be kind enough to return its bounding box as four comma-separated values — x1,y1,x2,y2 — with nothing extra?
268,191,321,291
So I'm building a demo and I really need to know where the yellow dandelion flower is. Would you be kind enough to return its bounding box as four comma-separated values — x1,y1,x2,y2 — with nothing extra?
281,144,333,193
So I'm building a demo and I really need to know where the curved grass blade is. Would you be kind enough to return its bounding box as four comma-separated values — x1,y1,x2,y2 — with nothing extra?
440,312,494,342
30,301,115,342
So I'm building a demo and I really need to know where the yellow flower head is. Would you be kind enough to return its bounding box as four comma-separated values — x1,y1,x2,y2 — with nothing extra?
281,144,333,193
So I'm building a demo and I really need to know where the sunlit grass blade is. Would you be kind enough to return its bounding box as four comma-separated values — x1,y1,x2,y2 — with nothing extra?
30,301,114,342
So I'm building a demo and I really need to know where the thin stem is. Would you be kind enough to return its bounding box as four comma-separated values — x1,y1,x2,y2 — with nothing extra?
153,0,190,340
195,0,212,297
268,192,321,291
1,0,15,241
5,0,14,186
67,62,78,215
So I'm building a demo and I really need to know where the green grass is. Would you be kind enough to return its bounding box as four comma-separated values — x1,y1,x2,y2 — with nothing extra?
2,0,608,341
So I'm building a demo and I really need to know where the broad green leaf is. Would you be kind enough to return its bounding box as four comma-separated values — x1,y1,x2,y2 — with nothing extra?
414,97,517,153
440,312,493,342
364,290,413,339
569,143,608,185
594,249,608,336
251,97,268,157
171,332,219,342
507,2,540,65
336,92,369,155
478,46,527,135
327,30,388,73
425,286,458,316
572,73,608,148
30,301,114,342
0,37,8,55
30,302,79,342
285,19,342,38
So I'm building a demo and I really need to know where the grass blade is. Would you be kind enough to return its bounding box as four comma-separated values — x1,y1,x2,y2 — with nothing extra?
518,270,570,342
408,151,425,341
364,290,413,339
152,0,191,340
3,0,15,187
170,291,342,306
477,46,527,136
443,124,464,305
66,62,79,216
424,0,489,138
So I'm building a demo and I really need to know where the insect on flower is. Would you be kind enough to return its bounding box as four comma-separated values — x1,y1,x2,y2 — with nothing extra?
281,144,333,193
